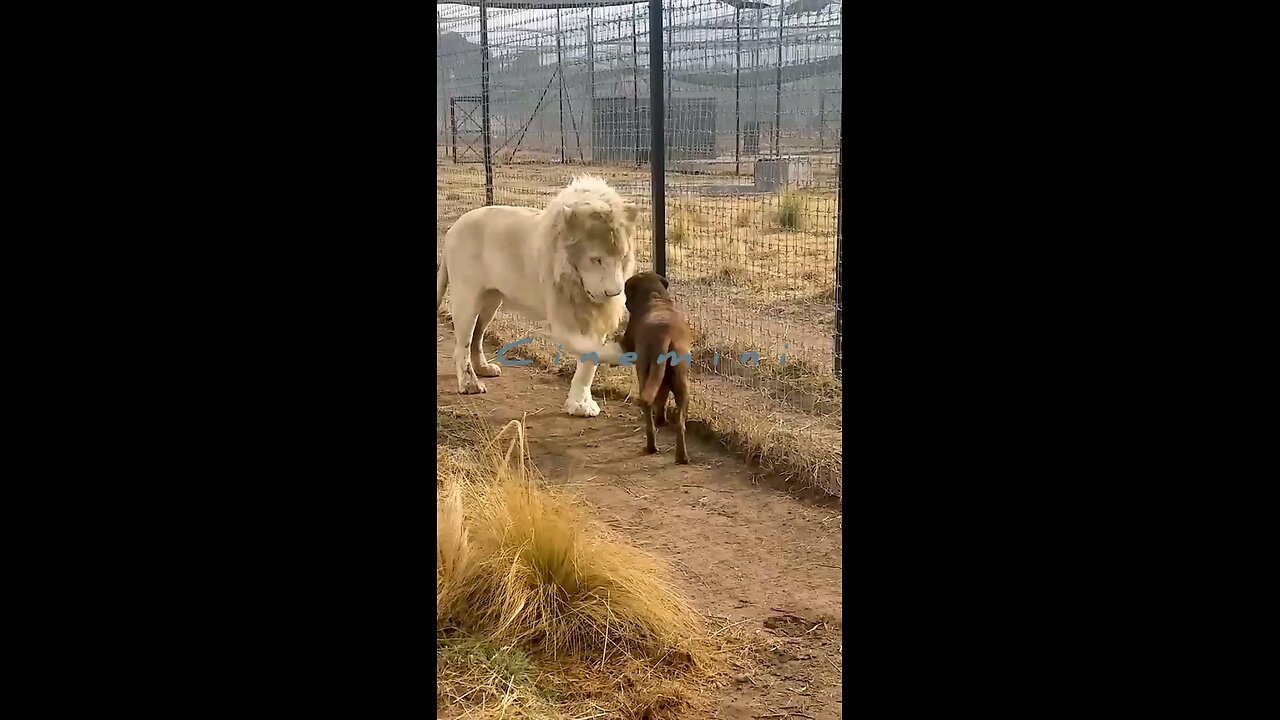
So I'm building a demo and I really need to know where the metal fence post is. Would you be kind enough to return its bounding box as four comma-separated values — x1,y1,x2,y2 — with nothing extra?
588,7,595,161
449,99,458,164
774,7,783,158
650,0,666,276
556,9,566,165
479,0,494,206
834,132,842,379
632,4,639,166
735,6,741,176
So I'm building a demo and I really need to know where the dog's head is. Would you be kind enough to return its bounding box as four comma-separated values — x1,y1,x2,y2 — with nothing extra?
624,271,669,313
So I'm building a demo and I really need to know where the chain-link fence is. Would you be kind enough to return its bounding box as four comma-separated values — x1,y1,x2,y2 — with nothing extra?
437,0,842,490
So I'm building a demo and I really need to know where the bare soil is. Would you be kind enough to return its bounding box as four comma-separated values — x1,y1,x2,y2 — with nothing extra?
438,321,843,719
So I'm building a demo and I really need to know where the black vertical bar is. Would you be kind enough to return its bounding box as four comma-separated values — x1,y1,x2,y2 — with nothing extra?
450,100,458,164
588,8,595,162
834,132,842,379
649,0,666,276
479,0,493,206
752,21,759,137
735,7,741,176
632,5,639,166
819,92,825,151
556,9,566,164
775,5,783,158
665,3,672,163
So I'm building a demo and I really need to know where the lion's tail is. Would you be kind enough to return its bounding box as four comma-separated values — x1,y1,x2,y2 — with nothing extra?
640,335,670,405
436,261,448,314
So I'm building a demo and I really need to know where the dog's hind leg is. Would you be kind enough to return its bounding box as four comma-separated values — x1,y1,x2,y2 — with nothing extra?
470,290,504,378
641,401,658,454
452,290,486,395
671,372,690,464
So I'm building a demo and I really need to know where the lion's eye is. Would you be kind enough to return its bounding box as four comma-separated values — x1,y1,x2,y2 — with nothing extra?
592,257,603,265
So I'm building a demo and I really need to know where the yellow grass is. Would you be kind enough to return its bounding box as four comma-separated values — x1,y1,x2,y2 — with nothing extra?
436,415,737,718
435,161,837,299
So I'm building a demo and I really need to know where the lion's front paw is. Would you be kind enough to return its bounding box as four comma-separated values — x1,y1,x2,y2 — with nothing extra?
475,362,502,378
460,377,487,394
565,394,600,417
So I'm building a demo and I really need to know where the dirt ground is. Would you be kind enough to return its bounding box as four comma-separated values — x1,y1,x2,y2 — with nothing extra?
438,321,843,719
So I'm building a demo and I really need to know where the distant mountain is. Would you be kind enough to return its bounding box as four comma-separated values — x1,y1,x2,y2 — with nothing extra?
784,0,835,15
437,30,479,57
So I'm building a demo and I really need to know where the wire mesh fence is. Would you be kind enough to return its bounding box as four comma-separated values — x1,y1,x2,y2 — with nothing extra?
437,0,842,488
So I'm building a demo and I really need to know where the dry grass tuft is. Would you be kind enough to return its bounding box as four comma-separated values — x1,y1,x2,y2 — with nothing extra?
437,638,561,718
463,476,703,662
667,205,702,246
713,232,749,267
775,190,804,230
437,414,731,718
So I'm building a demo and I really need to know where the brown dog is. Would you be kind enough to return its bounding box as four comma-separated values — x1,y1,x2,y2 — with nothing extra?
620,272,691,464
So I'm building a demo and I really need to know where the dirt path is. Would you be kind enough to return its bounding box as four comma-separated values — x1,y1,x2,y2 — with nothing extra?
438,322,843,720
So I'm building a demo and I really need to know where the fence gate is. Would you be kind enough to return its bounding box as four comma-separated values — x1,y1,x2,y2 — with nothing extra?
448,96,485,164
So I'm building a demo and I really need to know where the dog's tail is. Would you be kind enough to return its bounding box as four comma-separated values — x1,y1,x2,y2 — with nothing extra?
436,262,449,314
640,335,670,405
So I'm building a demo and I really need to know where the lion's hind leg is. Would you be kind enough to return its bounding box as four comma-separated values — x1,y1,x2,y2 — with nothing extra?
452,289,486,395
471,290,504,378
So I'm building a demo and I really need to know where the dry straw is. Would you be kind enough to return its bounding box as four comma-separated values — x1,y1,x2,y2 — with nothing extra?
436,413,746,718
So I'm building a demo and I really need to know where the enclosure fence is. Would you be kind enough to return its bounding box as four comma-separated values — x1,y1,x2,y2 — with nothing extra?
437,0,842,478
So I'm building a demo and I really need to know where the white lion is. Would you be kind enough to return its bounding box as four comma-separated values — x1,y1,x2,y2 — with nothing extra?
435,175,639,417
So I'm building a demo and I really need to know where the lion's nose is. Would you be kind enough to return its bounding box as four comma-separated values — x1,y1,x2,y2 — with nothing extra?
605,289,621,297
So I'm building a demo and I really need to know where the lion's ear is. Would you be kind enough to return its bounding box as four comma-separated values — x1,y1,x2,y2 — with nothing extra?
659,274,669,289
622,202,640,224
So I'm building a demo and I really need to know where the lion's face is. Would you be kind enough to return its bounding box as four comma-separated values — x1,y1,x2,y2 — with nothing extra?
564,199,639,303
572,236,627,303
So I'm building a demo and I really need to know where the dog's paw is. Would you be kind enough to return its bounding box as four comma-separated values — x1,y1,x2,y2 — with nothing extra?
565,395,600,417
475,362,502,378
459,378,487,395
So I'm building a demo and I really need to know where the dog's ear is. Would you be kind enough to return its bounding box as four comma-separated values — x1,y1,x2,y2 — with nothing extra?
622,202,640,224
659,274,669,289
